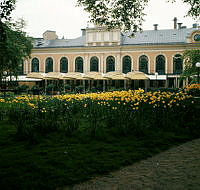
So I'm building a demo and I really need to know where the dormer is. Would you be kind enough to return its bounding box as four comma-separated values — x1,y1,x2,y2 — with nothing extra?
43,30,58,40
85,26,121,46
186,29,200,43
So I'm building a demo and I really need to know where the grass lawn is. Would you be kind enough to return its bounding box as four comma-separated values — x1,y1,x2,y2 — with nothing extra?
0,119,198,190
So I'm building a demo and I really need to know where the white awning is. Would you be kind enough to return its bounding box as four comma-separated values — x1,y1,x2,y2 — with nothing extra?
148,75,167,80
4,76,42,82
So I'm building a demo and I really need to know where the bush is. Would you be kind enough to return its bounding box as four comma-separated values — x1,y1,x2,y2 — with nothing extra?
148,87,180,93
0,91,15,98
75,85,84,93
15,85,29,95
185,84,200,97
64,84,71,91
16,85,29,91
46,84,55,91
31,85,41,95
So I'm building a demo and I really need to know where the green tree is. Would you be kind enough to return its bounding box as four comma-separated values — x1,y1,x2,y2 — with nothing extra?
181,49,200,83
77,0,200,35
0,0,33,87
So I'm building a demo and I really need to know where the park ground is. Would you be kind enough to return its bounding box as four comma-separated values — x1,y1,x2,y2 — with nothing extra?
64,138,200,190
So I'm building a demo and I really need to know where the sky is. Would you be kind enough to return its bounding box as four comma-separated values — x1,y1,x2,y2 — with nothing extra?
11,0,199,39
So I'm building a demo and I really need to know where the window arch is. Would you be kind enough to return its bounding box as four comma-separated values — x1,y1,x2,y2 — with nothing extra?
122,56,131,74
75,57,83,73
156,55,165,74
139,55,148,74
60,57,68,73
31,58,39,72
45,57,53,73
106,56,115,72
173,54,183,74
90,56,99,72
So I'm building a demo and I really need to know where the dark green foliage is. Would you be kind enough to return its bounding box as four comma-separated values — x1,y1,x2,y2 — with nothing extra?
0,0,16,21
64,84,71,91
148,87,180,93
46,83,55,91
31,85,40,95
4,94,200,142
77,0,199,35
0,119,198,190
181,49,200,83
16,84,29,91
75,85,84,93
187,88,200,97
0,0,33,87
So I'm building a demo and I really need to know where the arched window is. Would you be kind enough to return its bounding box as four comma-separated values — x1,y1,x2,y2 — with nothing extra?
60,57,68,73
139,55,148,74
122,56,131,74
90,56,99,72
173,54,183,74
75,57,83,73
31,58,39,72
45,57,53,73
156,55,165,74
106,56,115,72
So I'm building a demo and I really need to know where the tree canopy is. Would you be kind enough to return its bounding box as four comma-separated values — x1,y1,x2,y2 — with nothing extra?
0,0,33,87
181,49,200,83
77,0,200,34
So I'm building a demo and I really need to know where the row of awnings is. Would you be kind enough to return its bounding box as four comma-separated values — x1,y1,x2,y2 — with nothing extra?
26,71,149,80
3,71,168,81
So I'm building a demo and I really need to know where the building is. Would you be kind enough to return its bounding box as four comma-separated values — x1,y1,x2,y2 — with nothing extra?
22,18,200,89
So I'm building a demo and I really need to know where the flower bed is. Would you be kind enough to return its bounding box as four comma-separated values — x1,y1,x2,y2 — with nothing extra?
0,89,199,141
185,84,200,97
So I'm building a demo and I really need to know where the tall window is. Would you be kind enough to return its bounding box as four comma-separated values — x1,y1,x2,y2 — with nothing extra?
60,57,68,73
173,54,183,74
31,58,39,72
156,55,165,74
106,56,115,72
122,56,131,74
75,57,83,73
90,56,99,72
45,57,53,73
139,55,148,74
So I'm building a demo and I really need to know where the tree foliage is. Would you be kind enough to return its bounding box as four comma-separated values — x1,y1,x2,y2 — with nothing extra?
0,0,16,21
77,0,200,35
77,0,149,34
0,0,33,86
182,49,200,83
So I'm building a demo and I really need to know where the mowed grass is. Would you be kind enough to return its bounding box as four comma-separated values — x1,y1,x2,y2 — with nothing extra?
0,119,197,190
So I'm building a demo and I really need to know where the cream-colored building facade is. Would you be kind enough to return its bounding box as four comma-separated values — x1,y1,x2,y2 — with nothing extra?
23,21,200,88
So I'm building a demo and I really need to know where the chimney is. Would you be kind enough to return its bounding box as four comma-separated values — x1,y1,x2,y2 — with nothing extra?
173,17,177,29
43,30,58,40
178,23,182,29
81,29,86,36
153,24,158,30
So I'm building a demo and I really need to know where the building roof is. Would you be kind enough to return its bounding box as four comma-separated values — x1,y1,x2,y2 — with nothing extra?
33,28,198,48
34,36,86,48
122,28,196,45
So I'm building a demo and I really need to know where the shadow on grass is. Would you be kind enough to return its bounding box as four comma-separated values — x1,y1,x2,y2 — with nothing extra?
0,120,198,190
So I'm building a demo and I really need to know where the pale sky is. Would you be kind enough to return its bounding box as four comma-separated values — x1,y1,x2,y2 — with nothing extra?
12,0,199,39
